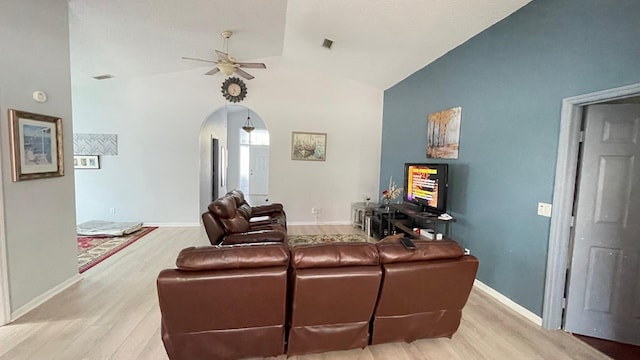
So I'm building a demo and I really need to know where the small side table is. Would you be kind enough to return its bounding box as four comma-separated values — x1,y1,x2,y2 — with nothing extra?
351,202,379,233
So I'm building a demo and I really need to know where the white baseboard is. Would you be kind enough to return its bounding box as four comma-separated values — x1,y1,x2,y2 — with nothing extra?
11,274,82,322
143,222,200,227
288,221,352,226
473,279,542,326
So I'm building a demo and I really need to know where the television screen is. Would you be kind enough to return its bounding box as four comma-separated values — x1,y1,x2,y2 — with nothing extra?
403,163,448,214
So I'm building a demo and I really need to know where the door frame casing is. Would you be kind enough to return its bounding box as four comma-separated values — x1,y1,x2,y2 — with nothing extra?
0,155,9,326
543,82,640,329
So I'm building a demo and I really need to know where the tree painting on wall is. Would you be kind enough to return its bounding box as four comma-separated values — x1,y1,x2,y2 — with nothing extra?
426,106,462,159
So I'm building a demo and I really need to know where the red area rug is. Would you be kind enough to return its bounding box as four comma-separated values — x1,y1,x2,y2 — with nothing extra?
77,227,157,273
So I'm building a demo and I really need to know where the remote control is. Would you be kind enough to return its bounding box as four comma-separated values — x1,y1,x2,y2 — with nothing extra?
400,237,416,251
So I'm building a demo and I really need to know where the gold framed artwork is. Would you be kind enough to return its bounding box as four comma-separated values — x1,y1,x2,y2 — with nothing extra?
291,131,327,161
427,106,462,159
74,155,100,169
8,109,64,181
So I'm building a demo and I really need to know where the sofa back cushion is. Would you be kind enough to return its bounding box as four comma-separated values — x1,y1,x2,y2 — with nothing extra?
227,189,246,204
371,240,478,345
208,196,250,233
287,242,382,355
176,243,289,271
201,212,225,245
157,243,289,359
376,239,464,264
208,196,235,217
237,203,252,220
291,243,379,269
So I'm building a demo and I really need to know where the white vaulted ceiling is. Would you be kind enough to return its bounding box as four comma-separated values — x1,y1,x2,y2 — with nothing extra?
68,0,531,90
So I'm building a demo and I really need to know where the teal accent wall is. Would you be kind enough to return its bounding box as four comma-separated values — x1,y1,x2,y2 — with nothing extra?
381,0,640,315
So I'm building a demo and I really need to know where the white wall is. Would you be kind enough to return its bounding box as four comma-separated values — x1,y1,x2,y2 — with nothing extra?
0,0,78,313
73,57,384,225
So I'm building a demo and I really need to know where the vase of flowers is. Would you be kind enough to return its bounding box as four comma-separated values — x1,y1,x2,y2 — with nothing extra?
381,176,402,210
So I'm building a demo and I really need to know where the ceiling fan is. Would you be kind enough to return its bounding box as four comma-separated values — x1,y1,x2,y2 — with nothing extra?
182,30,266,80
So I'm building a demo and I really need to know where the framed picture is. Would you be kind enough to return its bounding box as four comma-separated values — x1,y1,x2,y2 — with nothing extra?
8,109,64,181
291,132,327,161
427,106,462,159
74,155,100,169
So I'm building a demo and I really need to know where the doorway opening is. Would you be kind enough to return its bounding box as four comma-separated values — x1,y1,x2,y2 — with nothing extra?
543,83,640,344
199,105,270,215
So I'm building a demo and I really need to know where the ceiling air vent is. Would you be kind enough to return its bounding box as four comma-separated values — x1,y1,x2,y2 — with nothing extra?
322,38,334,49
93,74,115,80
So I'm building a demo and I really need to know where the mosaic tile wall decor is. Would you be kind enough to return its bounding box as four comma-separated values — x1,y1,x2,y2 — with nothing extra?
73,134,118,155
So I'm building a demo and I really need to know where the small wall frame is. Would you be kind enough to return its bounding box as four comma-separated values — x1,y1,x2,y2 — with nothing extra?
74,155,100,169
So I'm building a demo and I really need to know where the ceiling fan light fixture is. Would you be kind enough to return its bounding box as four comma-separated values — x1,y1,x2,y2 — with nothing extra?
242,109,255,133
218,63,236,75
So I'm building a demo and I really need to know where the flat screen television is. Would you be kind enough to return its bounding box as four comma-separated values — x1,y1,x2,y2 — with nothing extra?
403,163,448,215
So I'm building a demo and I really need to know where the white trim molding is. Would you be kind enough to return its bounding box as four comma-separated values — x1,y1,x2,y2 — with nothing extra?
474,279,542,326
11,274,82,322
542,82,640,329
143,222,200,227
288,221,352,226
0,205,9,326
0,102,9,325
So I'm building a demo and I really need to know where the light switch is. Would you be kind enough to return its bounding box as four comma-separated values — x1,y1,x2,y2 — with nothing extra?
537,202,552,217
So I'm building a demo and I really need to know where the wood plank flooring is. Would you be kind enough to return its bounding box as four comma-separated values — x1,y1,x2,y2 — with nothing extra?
0,225,610,360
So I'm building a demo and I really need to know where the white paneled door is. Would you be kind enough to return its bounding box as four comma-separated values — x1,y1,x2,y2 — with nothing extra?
564,104,640,345
249,145,269,196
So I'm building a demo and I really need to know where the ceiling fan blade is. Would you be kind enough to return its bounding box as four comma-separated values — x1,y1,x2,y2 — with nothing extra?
215,50,231,62
204,67,220,76
237,62,266,69
234,68,255,80
182,56,215,63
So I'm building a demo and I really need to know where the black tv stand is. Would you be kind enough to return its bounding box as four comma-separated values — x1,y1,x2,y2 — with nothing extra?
422,212,439,218
370,203,454,240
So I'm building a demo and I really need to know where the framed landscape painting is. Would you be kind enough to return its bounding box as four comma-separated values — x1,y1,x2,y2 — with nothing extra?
291,132,327,161
426,106,462,159
8,109,64,181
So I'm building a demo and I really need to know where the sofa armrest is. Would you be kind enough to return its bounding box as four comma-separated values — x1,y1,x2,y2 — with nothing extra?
222,229,286,245
249,217,278,228
251,203,284,216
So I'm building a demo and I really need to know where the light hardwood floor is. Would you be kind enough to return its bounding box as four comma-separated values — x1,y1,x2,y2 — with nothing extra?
0,226,609,360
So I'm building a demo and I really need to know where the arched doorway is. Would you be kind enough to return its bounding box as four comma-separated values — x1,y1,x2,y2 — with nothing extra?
198,105,270,215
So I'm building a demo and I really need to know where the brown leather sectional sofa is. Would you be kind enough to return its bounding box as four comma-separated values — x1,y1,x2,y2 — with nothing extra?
157,236,479,360
201,190,287,245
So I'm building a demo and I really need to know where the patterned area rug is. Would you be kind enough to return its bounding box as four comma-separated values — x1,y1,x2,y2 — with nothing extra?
287,233,369,247
77,227,157,273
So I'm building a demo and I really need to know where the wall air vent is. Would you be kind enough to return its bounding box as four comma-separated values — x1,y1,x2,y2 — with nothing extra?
93,74,115,80
322,38,334,49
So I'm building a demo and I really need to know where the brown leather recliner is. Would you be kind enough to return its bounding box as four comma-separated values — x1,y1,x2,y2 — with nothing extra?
157,243,290,360
371,240,479,344
287,243,382,355
226,189,287,228
202,195,286,245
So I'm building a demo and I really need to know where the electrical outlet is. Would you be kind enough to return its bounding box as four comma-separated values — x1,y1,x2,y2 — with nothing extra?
311,207,319,214
110,207,116,215
537,202,552,217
